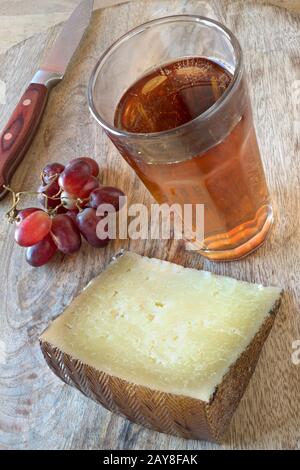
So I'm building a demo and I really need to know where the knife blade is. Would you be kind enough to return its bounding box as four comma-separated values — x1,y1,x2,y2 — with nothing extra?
0,0,94,200
40,0,94,75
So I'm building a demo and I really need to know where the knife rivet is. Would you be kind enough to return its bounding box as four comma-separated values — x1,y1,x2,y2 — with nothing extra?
23,99,31,107
4,132,12,141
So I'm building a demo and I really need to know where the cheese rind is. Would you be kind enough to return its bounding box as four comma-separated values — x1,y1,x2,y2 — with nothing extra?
41,251,281,402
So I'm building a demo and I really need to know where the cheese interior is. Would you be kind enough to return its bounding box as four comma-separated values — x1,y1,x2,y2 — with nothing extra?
41,251,281,402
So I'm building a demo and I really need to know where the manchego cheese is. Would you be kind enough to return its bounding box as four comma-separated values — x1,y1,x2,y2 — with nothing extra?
40,251,281,441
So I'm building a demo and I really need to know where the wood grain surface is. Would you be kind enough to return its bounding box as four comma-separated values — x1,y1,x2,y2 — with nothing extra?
266,0,300,12
0,0,298,55
0,0,299,450
0,1,130,54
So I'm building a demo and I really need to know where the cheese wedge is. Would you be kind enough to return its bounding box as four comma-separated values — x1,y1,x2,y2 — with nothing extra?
40,251,281,441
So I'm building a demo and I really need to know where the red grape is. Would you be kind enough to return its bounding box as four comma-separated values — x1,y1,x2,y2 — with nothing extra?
15,211,52,247
69,157,99,177
77,175,100,199
65,210,78,225
10,157,120,267
42,162,65,184
89,186,125,212
16,208,40,225
61,191,77,210
51,214,82,254
58,160,91,193
76,208,109,248
38,181,62,210
26,234,57,267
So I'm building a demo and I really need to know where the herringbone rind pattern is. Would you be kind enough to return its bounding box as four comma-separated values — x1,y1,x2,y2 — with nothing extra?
40,298,281,442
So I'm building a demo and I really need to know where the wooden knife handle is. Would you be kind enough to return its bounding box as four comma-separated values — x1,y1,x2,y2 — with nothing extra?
0,83,48,200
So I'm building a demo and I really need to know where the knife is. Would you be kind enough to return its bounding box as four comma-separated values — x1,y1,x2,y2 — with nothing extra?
0,0,94,200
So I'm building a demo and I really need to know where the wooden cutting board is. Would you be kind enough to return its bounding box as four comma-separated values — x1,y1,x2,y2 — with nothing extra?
0,0,299,451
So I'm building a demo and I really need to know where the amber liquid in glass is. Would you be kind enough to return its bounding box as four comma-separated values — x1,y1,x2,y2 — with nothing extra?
114,57,272,260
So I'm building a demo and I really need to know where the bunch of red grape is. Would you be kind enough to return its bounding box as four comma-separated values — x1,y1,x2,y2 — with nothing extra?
12,157,125,267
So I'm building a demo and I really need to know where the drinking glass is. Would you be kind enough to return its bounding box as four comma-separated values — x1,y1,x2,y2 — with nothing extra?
88,15,273,261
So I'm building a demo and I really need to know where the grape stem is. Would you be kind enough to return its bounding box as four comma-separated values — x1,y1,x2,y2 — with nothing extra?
40,171,60,183
39,181,62,211
75,197,89,212
3,185,21,223
3,185,90,222
41,181,62,201
4,185,63,221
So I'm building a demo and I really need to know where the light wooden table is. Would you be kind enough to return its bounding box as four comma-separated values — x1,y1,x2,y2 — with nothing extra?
0,0,299,450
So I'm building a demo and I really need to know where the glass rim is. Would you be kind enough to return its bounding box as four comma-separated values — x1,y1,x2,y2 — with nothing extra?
88,14,243,140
